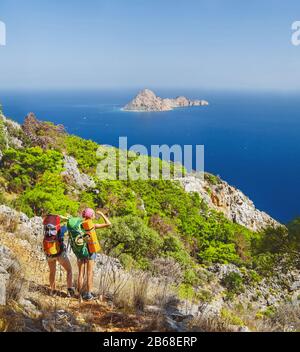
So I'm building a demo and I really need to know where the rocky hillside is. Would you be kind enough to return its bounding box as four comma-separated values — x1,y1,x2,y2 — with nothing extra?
123,89,209,112
0,111,279,232
1,108,300,332
1,204,300,332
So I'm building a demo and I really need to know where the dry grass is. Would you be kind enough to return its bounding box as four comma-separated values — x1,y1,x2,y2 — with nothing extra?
94,256,178,314
247,302,300,332
150,257,183,284
6,267,28,303
0,304,26,332
0,233,28,303
188,314,233,332
0,231,176,332
189,300,300,332
0,213,19,233
0,210,42,254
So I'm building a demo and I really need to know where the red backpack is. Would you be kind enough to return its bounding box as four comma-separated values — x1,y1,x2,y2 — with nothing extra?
43,215,62,257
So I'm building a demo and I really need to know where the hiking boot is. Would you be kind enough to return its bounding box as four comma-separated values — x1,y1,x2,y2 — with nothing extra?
50,289,58,297
67,287,76,297
82,292,94,301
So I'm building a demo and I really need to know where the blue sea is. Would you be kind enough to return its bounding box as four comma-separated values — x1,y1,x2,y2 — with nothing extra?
0,89,299,224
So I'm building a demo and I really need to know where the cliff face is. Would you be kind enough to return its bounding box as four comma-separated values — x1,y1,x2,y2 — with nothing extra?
178,175,280,232
123,89,209,112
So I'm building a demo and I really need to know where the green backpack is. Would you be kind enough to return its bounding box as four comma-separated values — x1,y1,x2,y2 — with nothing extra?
67,217,90,260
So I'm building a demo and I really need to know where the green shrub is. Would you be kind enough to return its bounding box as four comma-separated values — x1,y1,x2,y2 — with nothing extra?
247,270,262,285
118,253,136,270
204,173,221,185
0,191,6,205
101,215,163,268
65,135,99,173
254,226,289,254
161,235,194,267
94,180,141,217
256,306,277,319
178,283,196,300
222,272,245,295
16,171,79,217
183,269,200,286
252,253,278,277
198,243,241,265
196,289,213,303
1,147,63,192
127,179,254,265
78,191,97,210
221,308,245,326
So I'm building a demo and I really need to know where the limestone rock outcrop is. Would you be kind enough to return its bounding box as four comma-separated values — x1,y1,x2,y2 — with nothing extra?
177,174,281,232
61,155,96,191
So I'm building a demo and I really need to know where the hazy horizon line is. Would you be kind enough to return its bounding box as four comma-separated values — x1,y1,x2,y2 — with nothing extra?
1,86,300,94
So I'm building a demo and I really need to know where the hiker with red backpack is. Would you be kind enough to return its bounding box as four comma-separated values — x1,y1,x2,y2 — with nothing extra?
43,215,75,297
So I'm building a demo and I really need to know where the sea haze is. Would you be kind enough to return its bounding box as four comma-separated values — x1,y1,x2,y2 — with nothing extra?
0,89,299,224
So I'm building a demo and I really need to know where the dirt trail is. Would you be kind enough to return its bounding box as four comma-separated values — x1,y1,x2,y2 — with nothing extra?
0,232,153,332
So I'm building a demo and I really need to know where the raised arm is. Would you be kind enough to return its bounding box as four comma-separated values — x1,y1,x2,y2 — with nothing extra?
95,211,112,229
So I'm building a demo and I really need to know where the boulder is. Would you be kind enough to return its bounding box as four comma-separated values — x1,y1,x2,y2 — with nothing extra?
94,253,123,273
0,267,9,305
208,264,242,280
0,245,16,271
28,217,44,239
290,281,300,291
42,310,83,332
61,155,96,191
0,204,43,237
0,245,20,305
164,316,186,332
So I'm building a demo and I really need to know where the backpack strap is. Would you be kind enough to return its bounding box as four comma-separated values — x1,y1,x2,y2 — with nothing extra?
84,226,95,232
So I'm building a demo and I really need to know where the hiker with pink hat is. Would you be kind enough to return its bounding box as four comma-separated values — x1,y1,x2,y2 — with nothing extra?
77,208,112,301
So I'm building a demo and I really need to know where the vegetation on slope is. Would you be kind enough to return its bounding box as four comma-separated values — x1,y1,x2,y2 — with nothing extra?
0,113,299,294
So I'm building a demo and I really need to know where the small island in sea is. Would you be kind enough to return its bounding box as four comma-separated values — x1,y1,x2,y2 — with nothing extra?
123,89,209,112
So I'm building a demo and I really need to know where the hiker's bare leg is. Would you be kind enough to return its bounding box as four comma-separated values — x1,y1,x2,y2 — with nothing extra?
77,260,85,294
48,260,56,291
58,255,73,289
87,260,94,293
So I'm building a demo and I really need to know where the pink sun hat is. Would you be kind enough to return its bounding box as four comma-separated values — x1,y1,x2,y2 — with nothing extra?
82,208,95,219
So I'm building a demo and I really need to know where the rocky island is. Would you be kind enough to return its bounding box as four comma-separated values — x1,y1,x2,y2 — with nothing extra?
123,89,209,112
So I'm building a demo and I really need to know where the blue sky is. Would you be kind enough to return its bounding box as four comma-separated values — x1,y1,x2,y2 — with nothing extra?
0,0,300,90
